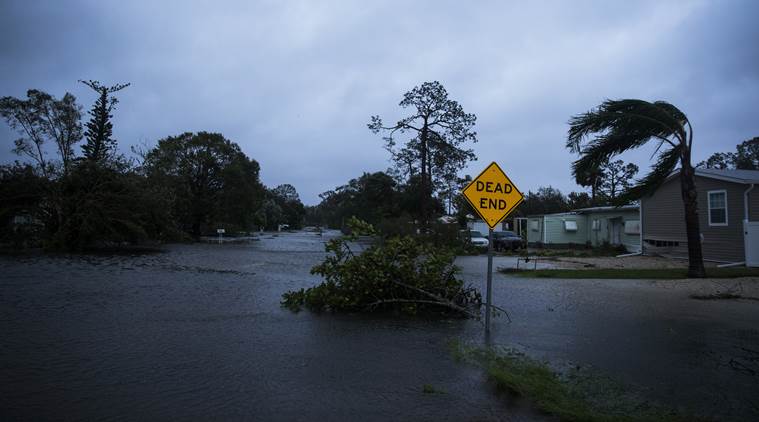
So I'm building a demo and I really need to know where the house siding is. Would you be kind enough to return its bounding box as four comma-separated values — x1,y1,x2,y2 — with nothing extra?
585,210,641,252
641,175,747,262
527,217,544,244
749,189,759,221
544,214,587,245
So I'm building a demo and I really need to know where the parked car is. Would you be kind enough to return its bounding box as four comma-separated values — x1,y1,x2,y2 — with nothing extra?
492,230,524,251
461,230,489,247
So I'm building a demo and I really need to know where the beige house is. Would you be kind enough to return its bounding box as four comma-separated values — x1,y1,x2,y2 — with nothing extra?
641,168,759,264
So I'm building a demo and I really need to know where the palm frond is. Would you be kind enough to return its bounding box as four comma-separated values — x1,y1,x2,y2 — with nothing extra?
568,99,685,150
567,99,688,183
652,101,689,141
615,144,682,204
571,130,654,178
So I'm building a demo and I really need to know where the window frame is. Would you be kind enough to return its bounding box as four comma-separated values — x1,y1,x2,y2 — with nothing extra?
707,189,728,227
624,220,640,235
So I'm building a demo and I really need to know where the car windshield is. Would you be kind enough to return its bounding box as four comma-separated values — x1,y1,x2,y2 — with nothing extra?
469,231,484,238
502,231,517,236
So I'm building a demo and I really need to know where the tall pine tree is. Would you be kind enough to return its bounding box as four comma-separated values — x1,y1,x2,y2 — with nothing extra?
79,80,130,164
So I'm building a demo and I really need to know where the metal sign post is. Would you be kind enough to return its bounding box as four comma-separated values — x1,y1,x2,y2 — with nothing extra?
485,228,494,334
460,162,524,335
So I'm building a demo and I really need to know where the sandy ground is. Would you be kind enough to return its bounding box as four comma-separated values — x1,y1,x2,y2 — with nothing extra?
546,254,721,269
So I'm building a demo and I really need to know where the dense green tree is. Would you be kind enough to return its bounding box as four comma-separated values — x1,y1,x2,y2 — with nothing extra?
0,81,282,245
369,81,477,223
700,137,759,170
572,159,638,206
272,183,300,202
255,198,284,231
567,99,705,277
567,191,593,210
396,174,443,222
598,160,638,203
315,172,402,229
698,151,735,170
517,186,568,216
303,205,322,227
144,132,265,236
573,161,603,204
79,80,130,165
734,138,759,170
0,163,48,246
269,184,306,229
53,163,175,249
452,175,475,226
218,155,266,231
0,90,83,177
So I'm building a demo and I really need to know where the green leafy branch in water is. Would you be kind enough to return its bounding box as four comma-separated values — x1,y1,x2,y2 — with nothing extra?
281,217,481,317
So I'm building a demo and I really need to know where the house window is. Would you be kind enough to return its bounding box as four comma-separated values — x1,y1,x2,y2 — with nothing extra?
624,220,640,235
708,190,727,226
530,220,539,231
564,220,577,231
592,219,600,231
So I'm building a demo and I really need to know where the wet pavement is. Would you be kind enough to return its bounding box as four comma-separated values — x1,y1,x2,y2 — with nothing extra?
1,231,758,421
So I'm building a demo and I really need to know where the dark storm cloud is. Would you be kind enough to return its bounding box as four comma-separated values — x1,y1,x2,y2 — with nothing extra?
1,0,758,204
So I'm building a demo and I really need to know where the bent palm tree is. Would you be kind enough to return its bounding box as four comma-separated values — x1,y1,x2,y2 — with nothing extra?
567,99,705,278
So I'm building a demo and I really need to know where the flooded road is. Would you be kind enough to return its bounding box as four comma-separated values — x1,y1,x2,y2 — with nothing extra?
1,232,535,421
2,231,758,420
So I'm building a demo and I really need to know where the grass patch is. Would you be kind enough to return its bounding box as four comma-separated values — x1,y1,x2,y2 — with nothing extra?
450,341,700,422
500,267,759,279
501,247,624,258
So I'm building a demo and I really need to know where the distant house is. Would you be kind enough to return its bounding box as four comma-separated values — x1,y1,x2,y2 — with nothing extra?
641,168,759,264
526,205,641,252
467,220,504,234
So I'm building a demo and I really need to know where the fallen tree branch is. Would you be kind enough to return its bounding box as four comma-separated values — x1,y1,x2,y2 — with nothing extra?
388,278,480,318
365,298,479,319
490,304,512,323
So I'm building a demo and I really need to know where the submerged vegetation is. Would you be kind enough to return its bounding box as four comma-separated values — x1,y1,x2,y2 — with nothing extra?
451,342,698,422
281,218,482,317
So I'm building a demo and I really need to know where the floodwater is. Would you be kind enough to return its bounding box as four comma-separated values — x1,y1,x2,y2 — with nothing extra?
1,231,757,421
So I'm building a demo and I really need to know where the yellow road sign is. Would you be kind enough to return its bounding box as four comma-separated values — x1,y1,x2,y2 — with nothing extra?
462,162,524,229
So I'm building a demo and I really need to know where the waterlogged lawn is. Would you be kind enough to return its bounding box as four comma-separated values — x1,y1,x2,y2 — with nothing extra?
450,341,702,422
500,267,759,279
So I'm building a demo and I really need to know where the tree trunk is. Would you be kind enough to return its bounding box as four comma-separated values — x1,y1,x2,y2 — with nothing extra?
680,151,706,278
419,121,429,226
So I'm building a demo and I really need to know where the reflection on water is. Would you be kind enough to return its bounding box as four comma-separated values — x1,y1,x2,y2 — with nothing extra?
2,232,757,420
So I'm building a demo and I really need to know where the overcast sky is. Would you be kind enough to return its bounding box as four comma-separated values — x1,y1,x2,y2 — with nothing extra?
1,0,757,204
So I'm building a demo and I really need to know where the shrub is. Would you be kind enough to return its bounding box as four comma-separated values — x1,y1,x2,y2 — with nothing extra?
282,218,481,317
